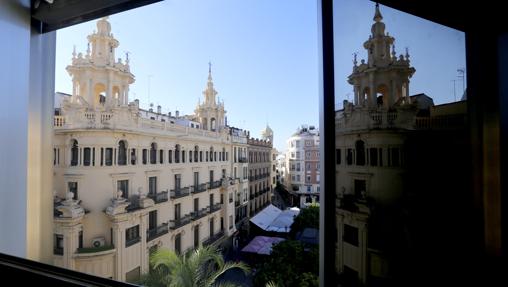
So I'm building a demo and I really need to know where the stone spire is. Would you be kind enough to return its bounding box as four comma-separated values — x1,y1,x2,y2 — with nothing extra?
203,62,218,106
195,63,226,131
86,17,119,66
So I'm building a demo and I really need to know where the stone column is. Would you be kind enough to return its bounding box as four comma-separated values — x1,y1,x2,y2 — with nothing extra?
112,222,123,281
140,212,148,274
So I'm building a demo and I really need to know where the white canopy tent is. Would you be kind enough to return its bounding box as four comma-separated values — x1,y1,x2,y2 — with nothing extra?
249,204,300,233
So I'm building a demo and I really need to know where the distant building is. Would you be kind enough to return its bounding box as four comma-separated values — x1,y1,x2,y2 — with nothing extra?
283,125,320,207
335,5,468,285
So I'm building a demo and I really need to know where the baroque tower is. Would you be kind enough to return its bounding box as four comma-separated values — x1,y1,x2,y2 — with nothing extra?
348,3,415,109
194,64,226,131
66,17,135,110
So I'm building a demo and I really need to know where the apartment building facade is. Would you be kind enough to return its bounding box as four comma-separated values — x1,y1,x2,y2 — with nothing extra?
51,18,264,282
284,125,320,207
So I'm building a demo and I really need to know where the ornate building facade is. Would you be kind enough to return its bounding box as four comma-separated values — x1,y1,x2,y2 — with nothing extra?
335,5,468,285
52,18,273,282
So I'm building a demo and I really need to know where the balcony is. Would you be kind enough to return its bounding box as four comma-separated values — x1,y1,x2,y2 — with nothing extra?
170,187,190,199
191,208,208,221
125,236,141,247
209,180,222,189
238,157,248,163
209,203,222,213
76,245,115,254
147,190,168,203
249,194,254,200
53,247,63,255
147,223,169,242
169,215,192,230
203,230,225,246
235,200,240,207
191,183,207,194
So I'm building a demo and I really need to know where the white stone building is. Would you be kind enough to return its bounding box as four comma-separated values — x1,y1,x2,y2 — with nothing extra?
284,125,320,208
51,18,263,282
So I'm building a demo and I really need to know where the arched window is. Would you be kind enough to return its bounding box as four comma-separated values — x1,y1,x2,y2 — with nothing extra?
210,118,216,131
222,148,226,162
118,140,127,165
168,149,173,163
194,146,199,162
210,147,214,162
70,140,79,166
150,143,157,164
189,150,193,162
200,151,203,162
355,140,366,166
175,145,180,163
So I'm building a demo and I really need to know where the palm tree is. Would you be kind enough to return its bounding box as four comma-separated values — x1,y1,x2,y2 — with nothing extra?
140,245,250,287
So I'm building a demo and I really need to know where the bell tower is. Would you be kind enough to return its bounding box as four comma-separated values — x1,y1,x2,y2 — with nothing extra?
348,3,415,109
66,17,135,110
195,63,226,131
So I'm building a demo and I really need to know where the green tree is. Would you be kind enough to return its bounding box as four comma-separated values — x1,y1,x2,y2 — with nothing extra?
253,240,318,287
289,205,319,238
140,245,250,287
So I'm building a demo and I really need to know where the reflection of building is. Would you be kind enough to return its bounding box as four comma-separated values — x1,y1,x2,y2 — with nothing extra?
335,5,468,285
52,18,268,282
284,125,320,207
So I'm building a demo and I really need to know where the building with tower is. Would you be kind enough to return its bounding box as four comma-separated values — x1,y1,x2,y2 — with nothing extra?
335,4,468,285
51,17,274,282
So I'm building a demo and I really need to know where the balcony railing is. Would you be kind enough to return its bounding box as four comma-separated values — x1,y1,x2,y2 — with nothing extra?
126,236,141,247
191,183,207,194
53,247,63,255
170,187,190,199
169,215,192,230
203,230,225,246
235,200,240,207
191,208,208,221
147,190,169,203
238,157,248,163
76,245,115,254
209,180,222,189
209,203,222,213
147,223,169,242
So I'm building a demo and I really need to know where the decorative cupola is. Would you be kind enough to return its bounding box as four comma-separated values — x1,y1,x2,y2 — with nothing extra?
194,63,226,131
348,3,415,109
66,17,135,110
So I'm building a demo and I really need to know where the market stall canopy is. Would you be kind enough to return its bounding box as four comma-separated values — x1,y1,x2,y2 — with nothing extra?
241,236,285,255
250,204,300,233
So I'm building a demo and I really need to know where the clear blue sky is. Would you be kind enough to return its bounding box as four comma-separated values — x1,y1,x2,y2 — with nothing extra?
55,0,465,152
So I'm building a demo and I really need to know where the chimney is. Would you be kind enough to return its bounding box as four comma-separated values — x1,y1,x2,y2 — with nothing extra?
168,112,172,117
175,110,179,117
134,99,139,107
157,105,161,114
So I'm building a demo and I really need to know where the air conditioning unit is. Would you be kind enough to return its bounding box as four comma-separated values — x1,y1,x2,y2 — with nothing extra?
91,237,106,248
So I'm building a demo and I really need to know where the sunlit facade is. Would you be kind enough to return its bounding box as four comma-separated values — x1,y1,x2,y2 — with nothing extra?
51,18,269,282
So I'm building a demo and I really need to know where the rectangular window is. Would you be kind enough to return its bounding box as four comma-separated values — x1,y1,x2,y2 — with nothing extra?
194,225,200,248
296,174,301,182
105,148,113,166
117,180,129,199
296,151,300,159
159,150,164,164
68,182,78,200
168,150,172,163
234,167,237,178
78,230,83,248
131,148,136,165
149,176,157,196
194,172,199,187
209,170,214,183
189,150,193,162
149,210,157,230
54,234,63,255
344,224,359,246
175,174,181,190
370,148,378,166
354,179,366,198
206,151,209,162
175,233,181,255
379,148,383,166
306,175,311,183
83,147,91,166
229,215,233,229
182,150,186,163
296,163,301,171
175,203,181,220
125,225,140,247
347,148,353,165
336,149,341,164
194,198,199,212
200,151,203,162
142,149,147,164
